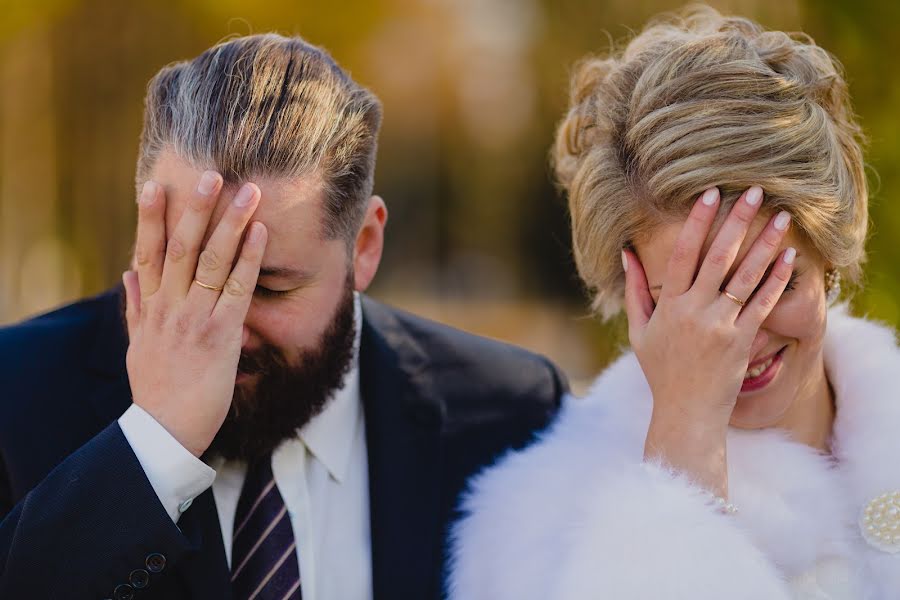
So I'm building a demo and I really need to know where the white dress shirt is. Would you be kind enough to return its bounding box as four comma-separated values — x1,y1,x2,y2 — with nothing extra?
119,295,373,600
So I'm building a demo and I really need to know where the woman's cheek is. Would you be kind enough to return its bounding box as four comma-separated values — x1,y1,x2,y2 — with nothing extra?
766,283,827,346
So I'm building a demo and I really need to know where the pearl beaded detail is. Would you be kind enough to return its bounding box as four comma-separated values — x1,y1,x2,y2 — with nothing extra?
859,491,900,553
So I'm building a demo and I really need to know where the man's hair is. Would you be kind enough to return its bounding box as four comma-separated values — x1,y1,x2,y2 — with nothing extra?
136,33,382,242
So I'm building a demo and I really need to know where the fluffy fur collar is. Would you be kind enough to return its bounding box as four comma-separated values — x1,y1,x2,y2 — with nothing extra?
448,306,900,599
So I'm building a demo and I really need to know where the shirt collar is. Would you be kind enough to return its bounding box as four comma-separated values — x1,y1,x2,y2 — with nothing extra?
296,292,363,484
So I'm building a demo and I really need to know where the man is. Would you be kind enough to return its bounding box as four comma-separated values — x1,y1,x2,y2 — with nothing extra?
0,34,566,600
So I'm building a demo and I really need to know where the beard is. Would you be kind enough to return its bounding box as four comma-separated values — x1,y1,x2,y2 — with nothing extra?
201,279,358,463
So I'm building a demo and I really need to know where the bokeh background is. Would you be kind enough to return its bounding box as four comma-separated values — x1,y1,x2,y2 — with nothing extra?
2,0,897,390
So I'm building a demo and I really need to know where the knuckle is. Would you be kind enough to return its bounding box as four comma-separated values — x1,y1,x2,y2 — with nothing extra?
676,306,701,330
224,277,247,297
187,193,212,213
759,233,780,252
173,313,193,337
754,292,777,311
198,247,221,272
710,323,732,343
737,268,760,288
706,248,730,268
135,247,153,267
150,305,168,329
194,321,218,351
687,209,708,226
166,237,188,262
771,265,792,283
732,206,755,225
670,241,693,264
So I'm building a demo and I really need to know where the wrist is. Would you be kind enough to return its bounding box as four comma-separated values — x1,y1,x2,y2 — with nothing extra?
137,402,211,458
644,416,729,498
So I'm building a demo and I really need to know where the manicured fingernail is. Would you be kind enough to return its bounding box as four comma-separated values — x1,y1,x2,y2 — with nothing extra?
774,211,791,231
140,181,156,206
702,188,719,206
745,186,763,206
248,222,265,243
197,171,220,195
234,184,255,207
621,250,628,272
783,247,796,265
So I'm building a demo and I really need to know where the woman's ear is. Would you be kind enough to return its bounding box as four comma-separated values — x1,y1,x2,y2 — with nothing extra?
352,195,388,292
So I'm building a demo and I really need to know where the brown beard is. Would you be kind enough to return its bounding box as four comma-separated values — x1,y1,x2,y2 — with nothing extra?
201,279,358,463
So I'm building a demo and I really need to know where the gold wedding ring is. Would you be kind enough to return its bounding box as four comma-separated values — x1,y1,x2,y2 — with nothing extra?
722,290,746,307
193,279,224,292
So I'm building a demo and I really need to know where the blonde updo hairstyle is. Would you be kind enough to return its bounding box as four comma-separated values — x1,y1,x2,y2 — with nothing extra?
553,5,868,320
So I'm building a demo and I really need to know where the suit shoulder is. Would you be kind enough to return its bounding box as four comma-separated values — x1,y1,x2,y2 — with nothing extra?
0,291,119,382
363,297,567,417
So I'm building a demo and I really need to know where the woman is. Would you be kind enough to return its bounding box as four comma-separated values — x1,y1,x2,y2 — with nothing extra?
448,6,898,599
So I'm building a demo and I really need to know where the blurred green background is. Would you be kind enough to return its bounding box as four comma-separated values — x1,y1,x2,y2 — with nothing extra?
1,0,897,390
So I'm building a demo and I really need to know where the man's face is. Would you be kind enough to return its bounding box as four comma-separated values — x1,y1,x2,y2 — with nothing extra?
145,150,363,461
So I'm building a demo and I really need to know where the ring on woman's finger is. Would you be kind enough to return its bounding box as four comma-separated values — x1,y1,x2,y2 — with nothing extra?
722,290,746,307
193,278,224,292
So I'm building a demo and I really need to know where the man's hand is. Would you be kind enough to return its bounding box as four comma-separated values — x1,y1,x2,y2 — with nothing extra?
121,171,266,457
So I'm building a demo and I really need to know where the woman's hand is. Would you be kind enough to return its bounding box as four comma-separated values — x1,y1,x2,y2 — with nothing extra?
621,186,795,498
121,172,267,457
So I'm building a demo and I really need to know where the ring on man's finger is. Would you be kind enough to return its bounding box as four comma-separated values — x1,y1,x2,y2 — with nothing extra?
193,279,224,292
722,290,746,307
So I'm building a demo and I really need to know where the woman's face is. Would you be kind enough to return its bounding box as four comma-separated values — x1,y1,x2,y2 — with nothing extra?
633,211,830,429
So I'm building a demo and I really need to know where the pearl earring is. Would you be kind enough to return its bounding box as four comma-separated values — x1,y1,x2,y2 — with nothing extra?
825,268,841,305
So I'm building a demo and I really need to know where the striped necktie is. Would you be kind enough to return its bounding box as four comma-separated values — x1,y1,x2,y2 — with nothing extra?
231,453,302,600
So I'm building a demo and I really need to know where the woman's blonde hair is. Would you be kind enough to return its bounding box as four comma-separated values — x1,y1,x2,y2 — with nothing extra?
552,5,868,320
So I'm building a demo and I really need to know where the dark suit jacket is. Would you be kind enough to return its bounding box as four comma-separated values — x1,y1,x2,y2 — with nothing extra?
0,288,566,599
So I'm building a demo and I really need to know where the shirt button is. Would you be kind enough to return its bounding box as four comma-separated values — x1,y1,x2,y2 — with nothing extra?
129,568,150,589
113,584,135,600
145,552,167,573
179,498,193,513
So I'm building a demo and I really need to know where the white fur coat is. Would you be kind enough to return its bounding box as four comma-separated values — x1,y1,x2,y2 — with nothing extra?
448,306,900,599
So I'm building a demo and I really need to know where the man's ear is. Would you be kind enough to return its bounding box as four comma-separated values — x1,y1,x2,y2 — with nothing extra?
352,195,387,292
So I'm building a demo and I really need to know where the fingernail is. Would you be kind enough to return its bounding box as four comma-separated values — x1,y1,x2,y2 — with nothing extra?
745,186,763,206
784,247,796,265
774,211,791,231
248,222,265,243
140,181,156,206
622,250,629,272
234,184,255,207
702,188,719,206
197,171,220,196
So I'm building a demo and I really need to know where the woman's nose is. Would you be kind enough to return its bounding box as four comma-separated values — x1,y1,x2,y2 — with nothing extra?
749,329,770,360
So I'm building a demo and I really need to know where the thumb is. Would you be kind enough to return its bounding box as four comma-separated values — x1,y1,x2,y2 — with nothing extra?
122,270,141,339
622,249,653,341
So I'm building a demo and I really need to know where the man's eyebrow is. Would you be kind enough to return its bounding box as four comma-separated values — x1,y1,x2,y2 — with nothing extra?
650,285,662,290
258,266,316,282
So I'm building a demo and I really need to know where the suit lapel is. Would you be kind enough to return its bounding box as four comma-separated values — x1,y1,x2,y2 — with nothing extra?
360,298,445,600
